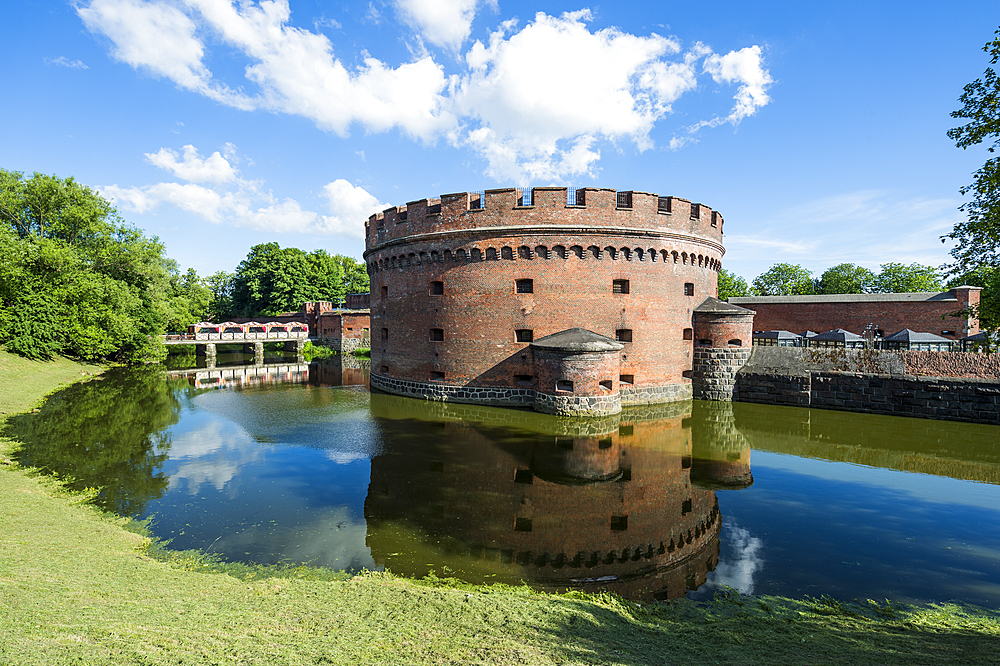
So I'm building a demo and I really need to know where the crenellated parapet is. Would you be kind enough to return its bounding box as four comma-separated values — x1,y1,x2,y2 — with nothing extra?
366,187,724,252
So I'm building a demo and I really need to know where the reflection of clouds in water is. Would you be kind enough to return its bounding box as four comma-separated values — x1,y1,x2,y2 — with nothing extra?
167,419,262,495
706,523,764,594
325,450,368,465
212,506,376,570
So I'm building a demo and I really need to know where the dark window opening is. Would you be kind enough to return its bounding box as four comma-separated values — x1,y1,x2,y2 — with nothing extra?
556,438,573,450
616,191,632,209
610,515,629,531
619,425,634,436
728,339,742,347
381,286,388,299
514,518,533,532
599,380,613,391
516,278,534,293
514,469,533,484
430,461,444,472
683,328,693,340
681,456,692,469
515,374,534,386
380,365,389,373
616,329,632,343
619,374,634,385
697,338,713,346
682,499,692,515
430,328,444,341
684,282,695,296
620,468,632,482
556,380,574,392
515,329,533,343
598,437,612,449
430,371,445,380
501,549,514,564
682,370,693,379
613,279,630,294
381,328,388,341
942,330,955,336
657,196,672,213
501,246,513,260
430,281,444,295
690,204,701,219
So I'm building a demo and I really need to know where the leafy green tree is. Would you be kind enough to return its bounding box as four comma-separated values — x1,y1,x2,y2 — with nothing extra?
817,263,875,294
717,269,749,300
206,270,235,320
163,265,213,332
872,262,942,293
945,27,1000,271
0,170,171,362
751,263,816,296
947,265,1000,332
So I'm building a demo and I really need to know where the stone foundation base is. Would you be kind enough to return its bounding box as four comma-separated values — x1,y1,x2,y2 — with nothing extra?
314,336,369,354
369,373,689,416
692,348,753,401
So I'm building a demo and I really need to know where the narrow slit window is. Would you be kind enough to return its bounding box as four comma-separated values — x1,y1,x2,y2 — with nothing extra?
514,374,534,386
556,380,574,392
381,286,388,299
616,329,632,343
516,278,534,293
682,499,692,515
381,328,388,341
613,279,630,294
430,328,444,342
515,329,533,343
683,328,693,340
430,371,445,381
430,281,444,295
619,374,634,385
684,282,695,296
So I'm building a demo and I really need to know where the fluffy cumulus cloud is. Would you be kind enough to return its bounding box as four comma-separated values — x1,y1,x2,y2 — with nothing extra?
79,0,773,182
101,144,385,237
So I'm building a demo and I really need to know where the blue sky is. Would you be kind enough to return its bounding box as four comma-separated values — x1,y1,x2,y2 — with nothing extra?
2,1,997,282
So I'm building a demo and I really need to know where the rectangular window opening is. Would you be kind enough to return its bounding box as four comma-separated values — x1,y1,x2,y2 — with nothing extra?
610,515,629,531
430,371,445,381
430,328,444,342
599,380,613,391
429,281,444,295
682,499,692,515
681,455,692,469
514,374,534,386
598,437,612,449
514,469,534,484
683,328,693,341
619,424,634,436
616,329,632,343
613,279,630,294
516,278,534,294
556,380,574,392
556,438,574,450
381,328,388,341
515,329,533,343
381,286,388,299
684,282,695,296
514,518,533,532
619,374,634,385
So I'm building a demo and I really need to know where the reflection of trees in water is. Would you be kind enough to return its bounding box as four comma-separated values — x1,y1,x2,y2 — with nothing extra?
5,368,185,517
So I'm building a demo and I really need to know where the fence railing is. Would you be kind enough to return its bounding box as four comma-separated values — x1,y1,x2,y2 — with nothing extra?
616,191,633,209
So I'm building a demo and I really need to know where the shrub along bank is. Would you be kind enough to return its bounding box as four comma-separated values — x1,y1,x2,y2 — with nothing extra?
1,351,999,665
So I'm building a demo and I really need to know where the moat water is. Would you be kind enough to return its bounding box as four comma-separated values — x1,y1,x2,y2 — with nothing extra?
8,351,1000,606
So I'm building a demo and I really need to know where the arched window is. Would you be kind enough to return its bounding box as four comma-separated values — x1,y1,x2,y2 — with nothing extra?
518,245,532,259
501,246,513,260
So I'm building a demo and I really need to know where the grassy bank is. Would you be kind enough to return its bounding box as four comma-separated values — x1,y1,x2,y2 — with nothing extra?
1,351,999,664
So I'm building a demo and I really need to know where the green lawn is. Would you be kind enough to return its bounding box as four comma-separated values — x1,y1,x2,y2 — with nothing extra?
1,350,999,665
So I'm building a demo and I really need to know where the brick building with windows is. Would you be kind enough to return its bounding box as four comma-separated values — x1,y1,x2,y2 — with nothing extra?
363,186,735,416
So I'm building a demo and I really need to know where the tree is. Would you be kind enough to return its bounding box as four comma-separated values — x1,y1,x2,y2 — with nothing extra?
817,263,875,294
947,265,1000,332
945,27,1000,271
751,263,815,296
717,269,749,300
872,262,942,293
162,265,213,332
0,170,171,362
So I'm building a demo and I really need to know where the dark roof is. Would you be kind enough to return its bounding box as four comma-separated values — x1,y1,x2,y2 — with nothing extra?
753,330,801,340
961,331,990,342
530,328,624,353
812,328,865,342
883,329,952,343
730,291,959,305
695,297,755,315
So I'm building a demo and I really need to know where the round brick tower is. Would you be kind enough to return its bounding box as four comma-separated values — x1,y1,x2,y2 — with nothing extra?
691,297,755,402
364,187,728,416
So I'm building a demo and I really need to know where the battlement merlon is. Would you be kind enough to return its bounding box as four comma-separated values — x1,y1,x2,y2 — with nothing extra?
366,188,724,248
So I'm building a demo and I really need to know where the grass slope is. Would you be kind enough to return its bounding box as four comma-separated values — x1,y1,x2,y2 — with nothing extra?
1,350,999,665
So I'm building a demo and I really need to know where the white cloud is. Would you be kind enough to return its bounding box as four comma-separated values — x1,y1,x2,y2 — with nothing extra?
145,144,238,184
101,143,383,237
78,1,773,181
703,524,764,594
394,0,480,51
45,56,89,69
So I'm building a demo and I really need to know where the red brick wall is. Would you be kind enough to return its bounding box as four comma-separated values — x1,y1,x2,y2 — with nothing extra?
315,312,371,340
735,288,980,340
365,187,724,390
693,313,755,349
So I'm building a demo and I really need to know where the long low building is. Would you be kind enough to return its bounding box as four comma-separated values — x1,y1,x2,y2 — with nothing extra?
729,286,981,341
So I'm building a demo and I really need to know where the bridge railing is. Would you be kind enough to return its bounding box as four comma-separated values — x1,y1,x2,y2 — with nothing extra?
162,330,309,342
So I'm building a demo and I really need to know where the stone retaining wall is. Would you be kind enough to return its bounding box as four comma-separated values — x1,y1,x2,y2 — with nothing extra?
692,348,753,401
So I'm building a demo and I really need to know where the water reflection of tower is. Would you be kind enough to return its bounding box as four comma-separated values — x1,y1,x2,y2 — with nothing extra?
690,401,753,490
365,395,751,602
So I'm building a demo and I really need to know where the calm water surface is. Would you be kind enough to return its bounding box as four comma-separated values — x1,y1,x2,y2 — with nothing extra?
8,355,1000,606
